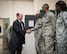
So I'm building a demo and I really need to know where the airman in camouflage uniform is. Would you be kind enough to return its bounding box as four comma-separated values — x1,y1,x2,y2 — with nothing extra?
39,11,55,54
31,13,42,54
29,4,56,54
55,1,67,54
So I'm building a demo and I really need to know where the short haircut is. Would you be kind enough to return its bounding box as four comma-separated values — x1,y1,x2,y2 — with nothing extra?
43,4,49,9
16,13,19,16
56,1,67,11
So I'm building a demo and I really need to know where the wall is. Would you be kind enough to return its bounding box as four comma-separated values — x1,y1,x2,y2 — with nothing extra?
0,0,67,25
37,0,67,11
0,0,33,25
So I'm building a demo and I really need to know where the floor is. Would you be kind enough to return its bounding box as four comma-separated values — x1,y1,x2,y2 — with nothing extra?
0,32,36,54
0,32,57,54
0,48,56,54
0,46,3,54
0,46,57,54
0,46,24,54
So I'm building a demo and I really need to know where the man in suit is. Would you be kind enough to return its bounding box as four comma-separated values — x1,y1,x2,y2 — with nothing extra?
9,13,28,54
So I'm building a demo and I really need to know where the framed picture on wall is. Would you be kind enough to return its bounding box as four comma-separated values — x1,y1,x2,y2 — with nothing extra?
25,15,36,30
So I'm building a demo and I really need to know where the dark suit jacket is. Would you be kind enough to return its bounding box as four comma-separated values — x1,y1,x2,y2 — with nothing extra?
10,19,26,44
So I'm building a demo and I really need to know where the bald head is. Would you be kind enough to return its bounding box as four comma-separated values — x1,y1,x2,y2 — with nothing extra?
16,13,23,21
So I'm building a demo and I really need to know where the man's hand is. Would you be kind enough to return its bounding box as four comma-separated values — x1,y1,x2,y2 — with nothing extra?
26,29,32,34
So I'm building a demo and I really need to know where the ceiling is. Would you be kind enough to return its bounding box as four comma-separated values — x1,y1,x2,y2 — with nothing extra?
0,0,33,1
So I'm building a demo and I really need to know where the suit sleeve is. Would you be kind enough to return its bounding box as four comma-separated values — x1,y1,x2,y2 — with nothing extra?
31,19,43,31
13,21,26,35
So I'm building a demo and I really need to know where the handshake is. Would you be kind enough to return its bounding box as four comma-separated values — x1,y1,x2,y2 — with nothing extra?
26,29,32,34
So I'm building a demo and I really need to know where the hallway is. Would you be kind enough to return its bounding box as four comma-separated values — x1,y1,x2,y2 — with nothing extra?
0,32,36,54
0,32,57,54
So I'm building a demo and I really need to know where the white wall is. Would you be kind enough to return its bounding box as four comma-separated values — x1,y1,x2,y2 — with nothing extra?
0,0,67,25
13,1,34,22
37,0,58,10
0,0,33,25
37,0,67,11
0,1,14,25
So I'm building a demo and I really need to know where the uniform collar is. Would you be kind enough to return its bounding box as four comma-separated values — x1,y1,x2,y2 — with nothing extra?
43,11,49,17
59,11,63,15
44,11,49,15
58,11,64,17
